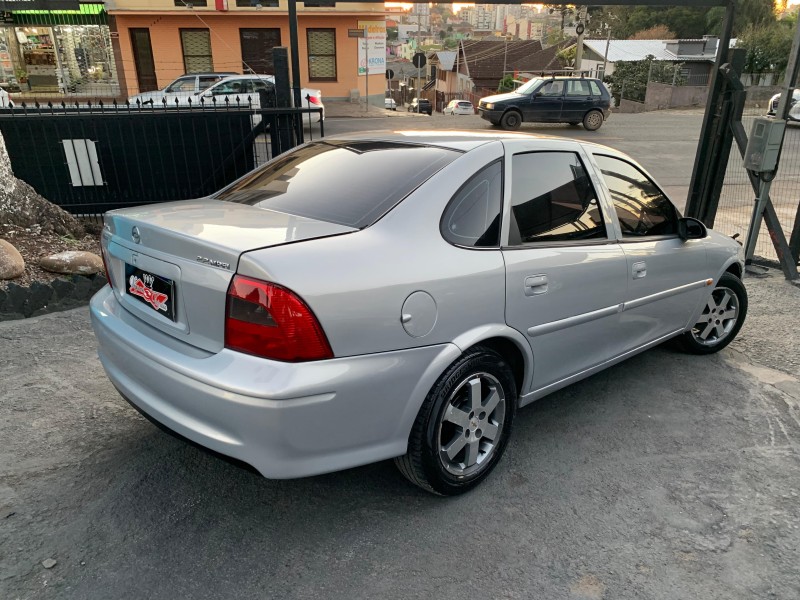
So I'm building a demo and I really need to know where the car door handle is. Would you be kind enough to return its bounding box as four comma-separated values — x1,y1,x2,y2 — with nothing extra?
524,275,549,296
632,261,647,279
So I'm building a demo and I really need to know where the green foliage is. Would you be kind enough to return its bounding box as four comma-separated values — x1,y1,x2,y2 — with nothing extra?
556,46,577,67
737,21,795,73
590,1,777,39
607,56,685,103
498,75,515,93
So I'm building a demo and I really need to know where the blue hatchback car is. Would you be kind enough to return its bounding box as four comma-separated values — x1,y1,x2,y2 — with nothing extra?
478,76,612,131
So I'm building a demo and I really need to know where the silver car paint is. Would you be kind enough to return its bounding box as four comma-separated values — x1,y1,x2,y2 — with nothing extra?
91,131,745,479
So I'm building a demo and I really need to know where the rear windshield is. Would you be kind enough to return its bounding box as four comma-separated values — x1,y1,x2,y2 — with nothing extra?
214,141,460,228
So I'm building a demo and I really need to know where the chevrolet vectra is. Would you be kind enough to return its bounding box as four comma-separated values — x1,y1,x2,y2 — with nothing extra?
91,131,747,495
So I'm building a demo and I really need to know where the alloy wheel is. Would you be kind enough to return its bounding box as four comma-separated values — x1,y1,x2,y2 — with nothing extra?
690,285,741,346
437,373,506,477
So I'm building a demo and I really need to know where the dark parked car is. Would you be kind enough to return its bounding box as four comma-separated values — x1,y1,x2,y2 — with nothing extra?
408,97,433,115
478,76,611,131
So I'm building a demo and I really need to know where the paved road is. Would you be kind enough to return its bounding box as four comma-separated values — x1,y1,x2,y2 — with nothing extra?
324,109,706,211
1,272,800,599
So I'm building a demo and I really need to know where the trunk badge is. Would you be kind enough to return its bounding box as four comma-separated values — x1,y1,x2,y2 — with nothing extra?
131,226,141,244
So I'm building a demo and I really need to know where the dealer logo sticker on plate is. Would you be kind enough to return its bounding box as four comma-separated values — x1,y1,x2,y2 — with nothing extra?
125,264,176,321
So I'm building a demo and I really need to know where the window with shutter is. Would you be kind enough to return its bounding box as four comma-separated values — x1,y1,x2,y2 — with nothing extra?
307,29,336,81
180,29,213,74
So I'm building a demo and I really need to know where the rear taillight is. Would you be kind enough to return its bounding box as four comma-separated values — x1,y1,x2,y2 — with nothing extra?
225,275,333,362
100,242,113,289
308,95,321,105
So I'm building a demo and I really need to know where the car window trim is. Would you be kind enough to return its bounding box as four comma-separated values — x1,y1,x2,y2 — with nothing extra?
593,153,683,239
501,238,618,251
505,149,612,246
440,158,504,250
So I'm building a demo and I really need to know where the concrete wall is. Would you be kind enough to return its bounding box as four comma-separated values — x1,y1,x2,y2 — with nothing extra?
618,98,646,113
645,82,708,111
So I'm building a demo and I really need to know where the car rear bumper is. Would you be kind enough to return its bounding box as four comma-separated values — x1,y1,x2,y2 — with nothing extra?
90,286,459,479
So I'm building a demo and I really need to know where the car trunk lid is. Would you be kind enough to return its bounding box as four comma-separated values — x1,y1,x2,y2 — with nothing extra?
102,199,355,352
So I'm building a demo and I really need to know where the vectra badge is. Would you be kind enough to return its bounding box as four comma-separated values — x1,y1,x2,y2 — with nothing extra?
197,256,231,270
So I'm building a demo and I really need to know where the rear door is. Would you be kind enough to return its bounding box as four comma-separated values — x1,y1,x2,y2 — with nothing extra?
561,79,593,123
590,152,710,349
501,140,629,394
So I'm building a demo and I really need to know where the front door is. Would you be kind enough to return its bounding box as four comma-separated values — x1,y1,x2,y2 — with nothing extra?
591,153,711,349
240,29,281,75
130,28,157,93
524,79,564,122
502,144,629,394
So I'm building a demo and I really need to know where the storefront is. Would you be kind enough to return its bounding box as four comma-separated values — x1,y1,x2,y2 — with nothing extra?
0,1,118,95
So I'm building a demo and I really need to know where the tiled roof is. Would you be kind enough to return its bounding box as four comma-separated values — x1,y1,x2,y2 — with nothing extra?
430,51,457,71
583,39,675,62
460,39,543,88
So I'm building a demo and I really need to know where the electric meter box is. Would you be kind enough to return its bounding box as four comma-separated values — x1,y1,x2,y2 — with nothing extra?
744,117,785,173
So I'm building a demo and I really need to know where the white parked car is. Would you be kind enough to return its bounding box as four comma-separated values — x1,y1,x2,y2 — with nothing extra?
767,89,800,122
0,87,9,108
128,72,235,106
444,99,474,115
196,75,324,122
385,97,397,111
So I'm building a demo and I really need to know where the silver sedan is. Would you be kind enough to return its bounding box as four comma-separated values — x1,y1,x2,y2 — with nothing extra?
91,131,747,495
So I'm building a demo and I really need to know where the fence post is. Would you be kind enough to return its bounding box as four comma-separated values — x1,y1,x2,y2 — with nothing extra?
271,46,296,156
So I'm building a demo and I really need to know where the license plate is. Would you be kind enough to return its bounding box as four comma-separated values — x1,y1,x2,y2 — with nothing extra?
125,264,176,321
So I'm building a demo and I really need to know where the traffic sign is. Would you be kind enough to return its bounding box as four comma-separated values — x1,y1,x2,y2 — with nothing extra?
412,52,427,69
386,69,395,80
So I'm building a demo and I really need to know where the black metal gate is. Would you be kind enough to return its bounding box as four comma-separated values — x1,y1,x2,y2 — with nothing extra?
0,99,323,216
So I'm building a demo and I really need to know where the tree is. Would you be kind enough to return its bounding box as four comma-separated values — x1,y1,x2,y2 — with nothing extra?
0,133,85,237
439,30,446,41
629,25,677,40
606,56,685,103
737,22,795,74
498,75,515,93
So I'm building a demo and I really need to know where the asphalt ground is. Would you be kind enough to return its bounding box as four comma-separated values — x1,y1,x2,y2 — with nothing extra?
2,110,800,599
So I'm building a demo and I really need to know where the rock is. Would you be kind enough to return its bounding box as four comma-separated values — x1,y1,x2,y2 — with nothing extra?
41,558,57,569
0,238,25,279
39,251,103,275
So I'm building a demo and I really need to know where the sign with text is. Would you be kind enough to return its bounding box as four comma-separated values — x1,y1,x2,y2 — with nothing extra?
357,20,386,77
0,0,80,9
347,28,365,38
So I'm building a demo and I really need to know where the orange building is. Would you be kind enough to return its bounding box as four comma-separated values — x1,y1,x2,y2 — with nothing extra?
106,0,387,101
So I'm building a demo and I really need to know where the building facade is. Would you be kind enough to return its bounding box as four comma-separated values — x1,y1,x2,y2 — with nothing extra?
106,0,387,101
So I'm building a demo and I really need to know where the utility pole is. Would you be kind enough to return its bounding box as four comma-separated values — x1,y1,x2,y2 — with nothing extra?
364,25,369,112
417,8,421,99
574,5,586,74
602,26,611,77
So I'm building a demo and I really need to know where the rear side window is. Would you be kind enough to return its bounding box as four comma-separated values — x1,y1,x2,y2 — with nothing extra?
508,152,606,244
215,141,460,228
567,80,591,96
441,161,502,248
589,81,603,96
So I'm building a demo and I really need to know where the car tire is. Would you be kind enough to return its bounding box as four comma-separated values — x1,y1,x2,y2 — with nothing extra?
583,110,604,131
500,110,522,130
394,346,517,496
676,272,748,355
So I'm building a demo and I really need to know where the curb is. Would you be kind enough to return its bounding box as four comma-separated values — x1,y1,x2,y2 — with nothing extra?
0,274,107,321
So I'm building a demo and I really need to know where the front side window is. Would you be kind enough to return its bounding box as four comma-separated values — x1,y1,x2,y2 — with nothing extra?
441,161,502,248
594,154,679,237
208,79,252,96
307,29,336,81
508,152,606,245
180,29,213,73
538,80,565,97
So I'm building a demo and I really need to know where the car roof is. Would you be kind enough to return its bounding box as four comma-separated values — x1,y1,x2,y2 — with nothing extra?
325,130,566,152
175,72,237,78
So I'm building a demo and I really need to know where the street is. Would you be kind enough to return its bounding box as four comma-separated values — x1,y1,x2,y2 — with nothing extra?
2,108,800,600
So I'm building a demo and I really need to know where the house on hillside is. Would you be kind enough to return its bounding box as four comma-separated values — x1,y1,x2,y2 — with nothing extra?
581,36,727,85
457,39,544,91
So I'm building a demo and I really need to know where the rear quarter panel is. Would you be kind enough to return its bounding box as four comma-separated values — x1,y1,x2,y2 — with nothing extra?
237,141,509,358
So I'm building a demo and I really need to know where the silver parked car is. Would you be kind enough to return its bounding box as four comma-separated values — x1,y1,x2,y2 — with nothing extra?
91,132,747,495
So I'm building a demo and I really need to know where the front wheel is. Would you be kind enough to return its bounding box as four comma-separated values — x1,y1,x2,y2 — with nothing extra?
500,111,522,130
677,272,747,355
583,110,604,131
394,346,517,495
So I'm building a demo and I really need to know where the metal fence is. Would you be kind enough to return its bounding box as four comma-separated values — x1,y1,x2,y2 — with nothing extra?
714,85,800,264
0,97,323,220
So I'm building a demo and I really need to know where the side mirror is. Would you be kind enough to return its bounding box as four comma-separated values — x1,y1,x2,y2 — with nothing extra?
678,217,707,241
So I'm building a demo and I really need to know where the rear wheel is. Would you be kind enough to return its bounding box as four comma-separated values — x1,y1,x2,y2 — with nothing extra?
677,273,747,355
583,110,604,131
500,110,522,130
394,346,517,495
